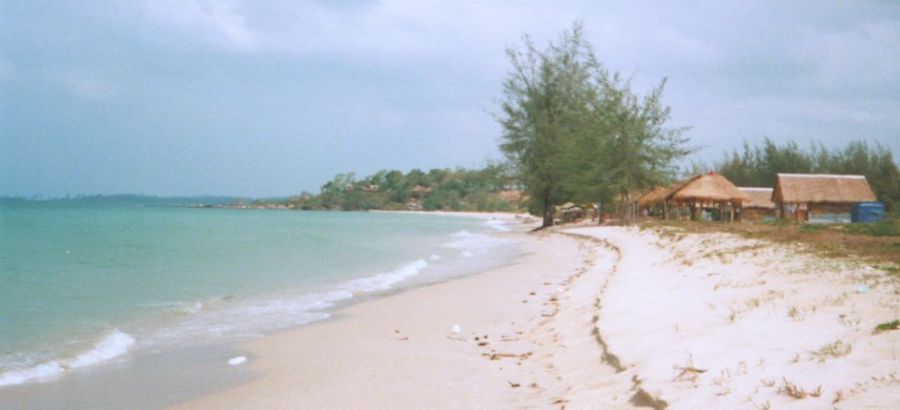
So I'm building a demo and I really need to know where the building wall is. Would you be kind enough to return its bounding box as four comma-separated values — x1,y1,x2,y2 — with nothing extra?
776,202,853,223
809,203,852,223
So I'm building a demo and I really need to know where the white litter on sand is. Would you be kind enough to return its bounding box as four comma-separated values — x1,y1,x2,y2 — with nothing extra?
228,356,247,366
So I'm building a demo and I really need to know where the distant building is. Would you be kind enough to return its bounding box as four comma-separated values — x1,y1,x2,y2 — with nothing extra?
667,173,749,222
772,173,877,223
738,187,775,221
637,172,749,222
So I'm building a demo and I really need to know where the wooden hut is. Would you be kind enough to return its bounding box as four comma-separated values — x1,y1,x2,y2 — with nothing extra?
666,173,750,222
772,174,876,223
738,187,775,221
636,186,672,218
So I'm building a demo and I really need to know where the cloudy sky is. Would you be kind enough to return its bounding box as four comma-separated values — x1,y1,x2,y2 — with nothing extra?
2,1,898,197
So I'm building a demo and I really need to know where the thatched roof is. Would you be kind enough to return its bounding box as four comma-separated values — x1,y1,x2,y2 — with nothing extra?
637,186,672,208
773,173,876,204
739,187,775,209
667,173,750,203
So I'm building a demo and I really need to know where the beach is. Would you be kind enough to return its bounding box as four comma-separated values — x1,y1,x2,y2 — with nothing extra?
176,228,639,409
174,222,898,409
4,212,895,409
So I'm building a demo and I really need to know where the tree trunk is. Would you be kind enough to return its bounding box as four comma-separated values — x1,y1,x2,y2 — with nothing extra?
542,190,554,228
596,201,603,225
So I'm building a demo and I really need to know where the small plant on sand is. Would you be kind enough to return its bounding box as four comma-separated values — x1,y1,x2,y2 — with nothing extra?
728,308,739,323
750,399,771,410
787,306,802,320
874,319,899,333
810,339,852,362
778,378,822,399
711,369,733,396
673,354,706,384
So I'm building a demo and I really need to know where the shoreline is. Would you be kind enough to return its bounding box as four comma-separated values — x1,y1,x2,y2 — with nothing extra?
4,220,896,408
177,224,898,409
175,230,639,409
0,212,534,409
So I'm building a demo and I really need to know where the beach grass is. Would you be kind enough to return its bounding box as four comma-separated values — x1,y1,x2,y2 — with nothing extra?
643,218,900,266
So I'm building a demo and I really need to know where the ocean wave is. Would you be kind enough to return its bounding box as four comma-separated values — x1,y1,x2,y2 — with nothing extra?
483,219,512,232
0,248,480,387
340,259,429,292
443,230,509,253
143,260,431,349
145,291,353,347
0,329,135,387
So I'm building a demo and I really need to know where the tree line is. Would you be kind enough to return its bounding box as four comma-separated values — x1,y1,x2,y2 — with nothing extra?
708,139,899,211
286,164,521,212
287,22,898,222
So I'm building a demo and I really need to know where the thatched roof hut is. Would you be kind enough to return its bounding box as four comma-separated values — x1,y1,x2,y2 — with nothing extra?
636,186,671,208
667,173,750,204
635,173,747,221
738,187,775,210
773,174,876,204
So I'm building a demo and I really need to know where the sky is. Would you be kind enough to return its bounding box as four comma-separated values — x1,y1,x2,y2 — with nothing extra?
2,1,899,197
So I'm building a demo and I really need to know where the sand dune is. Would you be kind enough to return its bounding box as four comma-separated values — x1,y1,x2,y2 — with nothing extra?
571,226,899,409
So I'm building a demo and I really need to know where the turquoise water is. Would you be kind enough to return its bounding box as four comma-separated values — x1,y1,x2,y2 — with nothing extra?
0,205,514,386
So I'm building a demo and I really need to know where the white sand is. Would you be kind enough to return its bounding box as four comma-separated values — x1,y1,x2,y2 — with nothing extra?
174,225,898,409
569,226,899,409
175,232,638,409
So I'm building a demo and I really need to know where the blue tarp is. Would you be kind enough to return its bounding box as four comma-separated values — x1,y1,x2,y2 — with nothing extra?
851,202,885,223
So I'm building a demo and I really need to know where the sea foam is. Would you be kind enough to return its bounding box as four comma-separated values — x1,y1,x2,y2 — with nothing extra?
0,329,135,386
341,259,429,292
483,219,512,232
444,230,509,254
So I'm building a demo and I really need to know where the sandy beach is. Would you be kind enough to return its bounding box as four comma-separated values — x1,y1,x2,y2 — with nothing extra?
174,224,899,409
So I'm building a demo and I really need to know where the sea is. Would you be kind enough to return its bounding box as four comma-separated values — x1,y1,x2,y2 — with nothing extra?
0,203,520,391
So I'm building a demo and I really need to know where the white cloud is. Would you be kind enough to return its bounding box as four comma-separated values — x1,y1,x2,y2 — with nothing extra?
42,1,900,160
137,1,576,60
141,0,262,52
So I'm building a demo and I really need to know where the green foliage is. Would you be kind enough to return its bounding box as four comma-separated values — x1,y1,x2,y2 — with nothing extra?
843,219,899,237
874,320,899,333
715,139,900,211
287,166,521,212
498,22,689,226
799,223,829,232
